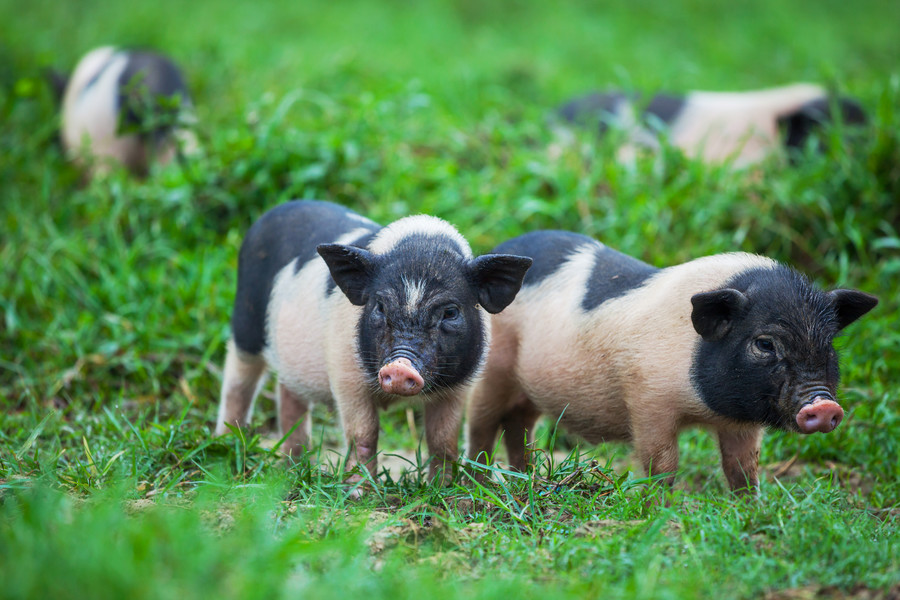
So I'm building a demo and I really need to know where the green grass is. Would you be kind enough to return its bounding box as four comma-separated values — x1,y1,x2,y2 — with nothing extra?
1,0,899,598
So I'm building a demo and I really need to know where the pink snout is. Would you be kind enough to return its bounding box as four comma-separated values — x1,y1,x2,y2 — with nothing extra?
796,398,844,434
378,358,425,396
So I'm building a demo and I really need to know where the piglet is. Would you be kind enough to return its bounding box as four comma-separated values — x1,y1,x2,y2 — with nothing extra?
216,200,532,484
55,46,197,178
466,230,877,492
554,83,866,167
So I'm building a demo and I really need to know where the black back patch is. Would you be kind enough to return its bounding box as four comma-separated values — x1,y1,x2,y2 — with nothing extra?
493,230,658,311
644,93,687,127
231,200,380,355
116,51,190,140
582,245,658,311
494,230,589,286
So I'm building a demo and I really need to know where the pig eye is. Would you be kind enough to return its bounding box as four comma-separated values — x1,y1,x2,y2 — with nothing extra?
442,305,461,322
753,337,776,355
371,301,386,322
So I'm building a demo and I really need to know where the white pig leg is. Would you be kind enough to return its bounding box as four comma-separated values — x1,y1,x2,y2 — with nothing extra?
337,395,381,482
424,392,465,485
500,397,541,472
717,426,763,493
632,419,680,486
277,383,312,458
215,338,267,435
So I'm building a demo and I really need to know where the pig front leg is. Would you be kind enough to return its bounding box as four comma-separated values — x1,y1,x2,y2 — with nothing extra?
337,395,381,482
717,426,762,493
215,339,267,435
277,383,312,458
424,393,465,486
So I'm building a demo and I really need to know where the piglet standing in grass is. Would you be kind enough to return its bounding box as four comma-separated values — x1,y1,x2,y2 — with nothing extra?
466,231,877,492
216,200,532,484
54,46,197,178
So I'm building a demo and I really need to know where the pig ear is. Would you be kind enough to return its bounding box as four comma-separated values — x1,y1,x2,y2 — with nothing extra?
690,289,749,341
830,289,878,330
470,254,533,314
317,244,376,306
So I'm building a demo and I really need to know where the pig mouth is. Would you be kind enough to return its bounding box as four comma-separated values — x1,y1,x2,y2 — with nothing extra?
795,396,844,434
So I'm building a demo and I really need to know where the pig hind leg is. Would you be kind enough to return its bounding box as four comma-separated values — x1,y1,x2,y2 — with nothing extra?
466,371,536,470
277,383,312,459
215,338,267,435
632,417,680,486
500,397,541,471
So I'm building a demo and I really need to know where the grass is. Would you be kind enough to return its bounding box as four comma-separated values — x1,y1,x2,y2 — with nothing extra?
1,0,899,597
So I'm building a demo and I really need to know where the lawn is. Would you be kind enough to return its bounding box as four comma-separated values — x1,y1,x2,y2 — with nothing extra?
1,0,899,598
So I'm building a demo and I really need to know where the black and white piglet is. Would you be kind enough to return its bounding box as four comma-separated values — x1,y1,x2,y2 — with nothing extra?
216,200,532,483
55,46,197,177
467,231,877,492
554,83,866,167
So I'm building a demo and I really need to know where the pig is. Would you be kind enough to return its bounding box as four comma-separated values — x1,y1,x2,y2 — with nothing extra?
466,230,877,492
554,83,866,167
215,200,532,484
55,46,197,178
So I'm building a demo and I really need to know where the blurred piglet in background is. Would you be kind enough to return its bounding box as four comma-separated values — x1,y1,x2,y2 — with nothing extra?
50,46,197,178
554,83,866,168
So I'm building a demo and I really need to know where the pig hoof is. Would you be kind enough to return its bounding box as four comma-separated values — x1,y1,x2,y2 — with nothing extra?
796,399,844,433
378,358,424,396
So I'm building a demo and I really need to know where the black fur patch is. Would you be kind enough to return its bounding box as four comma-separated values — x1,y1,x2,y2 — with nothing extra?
691,266,842,429
116,51,190,140
779,96,868,152
494,230,589,286
582,245,658,311
644,93,686,127
231,200,380,355
493,230,657,311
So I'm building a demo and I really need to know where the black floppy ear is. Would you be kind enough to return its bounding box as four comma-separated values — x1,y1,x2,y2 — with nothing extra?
830,289,878,330
317,244,377,306
690,289,749,341
469,254,533,314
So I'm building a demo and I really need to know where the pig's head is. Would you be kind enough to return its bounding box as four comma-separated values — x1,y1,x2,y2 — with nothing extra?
690,267,877,434
318,230,531,397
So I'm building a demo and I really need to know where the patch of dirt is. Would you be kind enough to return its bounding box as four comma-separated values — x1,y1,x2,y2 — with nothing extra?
765,583,900,600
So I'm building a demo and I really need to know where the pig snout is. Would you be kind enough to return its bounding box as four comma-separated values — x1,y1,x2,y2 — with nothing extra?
378,358,425,396
796,397,844,434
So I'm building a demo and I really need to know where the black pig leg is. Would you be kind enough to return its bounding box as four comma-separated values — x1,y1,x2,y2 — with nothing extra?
717,427,762,493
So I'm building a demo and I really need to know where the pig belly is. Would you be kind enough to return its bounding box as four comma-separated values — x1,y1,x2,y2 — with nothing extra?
263,267,335,407
505,306,634,444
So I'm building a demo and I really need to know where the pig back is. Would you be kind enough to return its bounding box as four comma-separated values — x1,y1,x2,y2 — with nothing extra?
231,200,379,357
